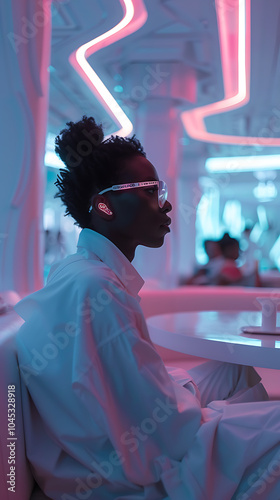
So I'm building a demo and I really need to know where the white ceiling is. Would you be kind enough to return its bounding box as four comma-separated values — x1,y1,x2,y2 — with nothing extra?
48,0,280,205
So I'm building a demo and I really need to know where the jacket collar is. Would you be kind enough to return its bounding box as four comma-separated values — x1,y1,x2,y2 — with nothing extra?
77,228,145,298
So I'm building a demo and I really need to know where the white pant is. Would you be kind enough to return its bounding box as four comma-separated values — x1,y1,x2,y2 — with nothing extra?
167,360,269,407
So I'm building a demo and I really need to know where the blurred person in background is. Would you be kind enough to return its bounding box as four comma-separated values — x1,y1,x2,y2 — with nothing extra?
216,233,243,286
181,238,224,286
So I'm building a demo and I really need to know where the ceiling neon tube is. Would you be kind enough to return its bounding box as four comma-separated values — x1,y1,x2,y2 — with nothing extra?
181,0,280,146
69,0,147,137
206,154,280,173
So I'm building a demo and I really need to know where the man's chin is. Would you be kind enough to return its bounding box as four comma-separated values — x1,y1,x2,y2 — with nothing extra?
142,237,166,249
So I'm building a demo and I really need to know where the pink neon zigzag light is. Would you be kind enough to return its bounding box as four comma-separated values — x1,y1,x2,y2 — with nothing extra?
69,0,147,137
181,0,280,146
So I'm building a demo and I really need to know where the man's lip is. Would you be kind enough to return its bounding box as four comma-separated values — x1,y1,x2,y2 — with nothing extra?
161,218,171,227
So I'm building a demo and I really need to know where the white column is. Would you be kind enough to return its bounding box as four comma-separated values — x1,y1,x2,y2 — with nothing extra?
134,98,183,288
0,0,51,295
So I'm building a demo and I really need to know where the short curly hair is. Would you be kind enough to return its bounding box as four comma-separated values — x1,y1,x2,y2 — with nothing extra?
54,116,146,228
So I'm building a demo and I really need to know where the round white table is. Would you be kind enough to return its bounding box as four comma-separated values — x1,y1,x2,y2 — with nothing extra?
147,310,280,369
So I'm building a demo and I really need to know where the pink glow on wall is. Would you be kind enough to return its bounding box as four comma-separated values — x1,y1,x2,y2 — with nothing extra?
181,0,280,146
69,0,147,137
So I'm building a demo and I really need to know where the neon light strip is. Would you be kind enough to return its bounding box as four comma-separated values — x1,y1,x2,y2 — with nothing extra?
206,154,280,172
69,0,147,137
181,0,280,146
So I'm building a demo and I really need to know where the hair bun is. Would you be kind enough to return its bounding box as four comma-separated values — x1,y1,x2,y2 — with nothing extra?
55,116,104,169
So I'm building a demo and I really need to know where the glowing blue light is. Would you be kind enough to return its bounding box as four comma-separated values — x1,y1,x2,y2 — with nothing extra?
269,236,280,271
114,85,124,93
253,181,277,201
44,151,65,169
205,155,280,173
250,223,263,243
257,206,269,230
222,200,242,237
